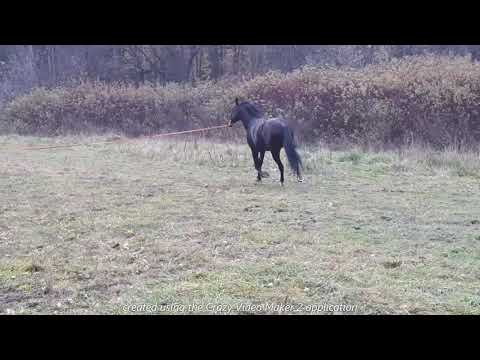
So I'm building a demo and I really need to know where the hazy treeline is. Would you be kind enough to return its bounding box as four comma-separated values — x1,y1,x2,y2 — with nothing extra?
3,54,480,149
3,45,480,149
2,45,480,104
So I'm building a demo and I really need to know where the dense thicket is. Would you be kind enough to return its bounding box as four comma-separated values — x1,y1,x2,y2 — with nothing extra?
2,45,479,105
3,55,480,149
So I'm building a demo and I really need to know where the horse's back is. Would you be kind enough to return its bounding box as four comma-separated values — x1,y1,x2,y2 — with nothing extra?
265,117,290,135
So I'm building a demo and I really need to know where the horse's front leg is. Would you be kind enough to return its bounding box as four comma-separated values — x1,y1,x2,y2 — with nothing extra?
251,149,261,181
258,151,266,177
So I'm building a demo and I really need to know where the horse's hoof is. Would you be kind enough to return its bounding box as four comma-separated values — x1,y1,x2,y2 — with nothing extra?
260,171,270,178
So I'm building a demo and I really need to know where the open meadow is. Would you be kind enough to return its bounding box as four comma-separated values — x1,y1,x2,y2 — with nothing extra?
1,135,480,314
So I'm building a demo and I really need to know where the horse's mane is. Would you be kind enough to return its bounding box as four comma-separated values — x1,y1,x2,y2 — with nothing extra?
239,101,263,118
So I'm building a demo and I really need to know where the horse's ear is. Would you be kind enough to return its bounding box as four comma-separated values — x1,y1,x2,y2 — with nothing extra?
235,98,239,106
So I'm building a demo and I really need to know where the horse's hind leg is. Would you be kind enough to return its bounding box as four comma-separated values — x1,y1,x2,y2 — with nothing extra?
271,149,284,185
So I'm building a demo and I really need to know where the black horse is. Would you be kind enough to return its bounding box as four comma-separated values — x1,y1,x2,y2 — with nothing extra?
228,98,303,185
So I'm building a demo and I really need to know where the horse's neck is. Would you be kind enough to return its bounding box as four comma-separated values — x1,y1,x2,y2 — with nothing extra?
246,118,265,145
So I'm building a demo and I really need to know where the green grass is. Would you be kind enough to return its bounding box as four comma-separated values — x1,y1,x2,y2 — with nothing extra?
1,135,480,314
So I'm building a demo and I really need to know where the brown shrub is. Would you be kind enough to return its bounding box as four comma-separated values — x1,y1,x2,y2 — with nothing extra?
2,55,480,149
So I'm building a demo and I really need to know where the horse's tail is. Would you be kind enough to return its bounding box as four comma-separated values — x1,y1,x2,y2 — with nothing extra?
283,126,303,179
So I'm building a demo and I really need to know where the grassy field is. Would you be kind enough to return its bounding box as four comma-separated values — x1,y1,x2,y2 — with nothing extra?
1,135,480,314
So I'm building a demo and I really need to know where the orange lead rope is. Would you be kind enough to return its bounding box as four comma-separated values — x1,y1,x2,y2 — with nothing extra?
2,124,231,151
